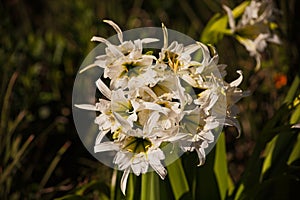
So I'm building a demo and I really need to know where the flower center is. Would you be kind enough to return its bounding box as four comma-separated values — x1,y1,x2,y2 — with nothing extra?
122,62,141,77
122,136,152,154
164,51,181,72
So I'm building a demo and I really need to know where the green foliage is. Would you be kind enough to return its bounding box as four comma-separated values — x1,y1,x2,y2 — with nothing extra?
200,1,250,44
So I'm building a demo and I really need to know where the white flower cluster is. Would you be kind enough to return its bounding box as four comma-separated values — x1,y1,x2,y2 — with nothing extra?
223,0,280,70
75,20,247,195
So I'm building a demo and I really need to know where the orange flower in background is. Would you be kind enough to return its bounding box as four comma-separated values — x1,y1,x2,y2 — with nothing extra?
274,73,287,89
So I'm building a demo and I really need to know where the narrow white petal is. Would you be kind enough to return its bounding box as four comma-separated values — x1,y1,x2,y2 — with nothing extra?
96,78,111,99
162,132,188,142
144,112,160,134
225,117,241,138
162,23,168,49
103,20,123,43
74,104,98,111
94,59,106,68
141,38,160,44
113,112,131,131
292,123,300,129
196,42,211,65
91,36,111,46
107,44,124,57
150,162,167,180
94,142,119,152
184,44,201,55
189,61,202,66
267,34,281,44
181,74,197,87
120,168,130,195
195,147,206,166
142,102,167,115
95,130,110,145
222,5,236,30
79,63,98,74
230,70,243,87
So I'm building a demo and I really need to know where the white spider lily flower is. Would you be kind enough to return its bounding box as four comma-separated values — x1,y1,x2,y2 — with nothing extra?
177,107,218,165
223,0,280,70
159,24,201,73
94,112,167,195
80,20,159,89
194,74,225,116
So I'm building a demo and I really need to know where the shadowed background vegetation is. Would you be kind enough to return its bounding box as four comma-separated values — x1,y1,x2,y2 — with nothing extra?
1,0,299,199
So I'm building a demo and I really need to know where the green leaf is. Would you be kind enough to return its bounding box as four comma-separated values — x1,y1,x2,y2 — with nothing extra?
200,13,229,44
291,102,300,124
126,173,135,200
141,171,160,200
261,135,278,179
288,102,300,165
167,158,189,200
213,133,228,200
200,1,250,44
284,75,300,104
231,1,251,18
234,184,244,200
288,134,300,165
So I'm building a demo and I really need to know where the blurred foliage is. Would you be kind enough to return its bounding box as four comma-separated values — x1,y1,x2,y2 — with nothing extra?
0,0,299,199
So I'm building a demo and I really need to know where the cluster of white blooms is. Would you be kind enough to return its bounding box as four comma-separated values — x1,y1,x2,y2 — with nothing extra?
223,0,280,70
75,20,247,195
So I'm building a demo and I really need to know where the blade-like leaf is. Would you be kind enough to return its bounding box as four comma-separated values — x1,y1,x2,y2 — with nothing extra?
141,171,160,200
213,133,228,200
167,158,189,200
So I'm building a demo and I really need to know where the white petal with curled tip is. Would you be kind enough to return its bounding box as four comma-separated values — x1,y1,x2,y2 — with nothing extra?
103,20,123,43
95,129,110,145
225,117,242,138
162,23,168,49
230,70,243,87
223,5,236,30
74,104,98,111
96,78,111,100
120,168,130,195
91,36,111,46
